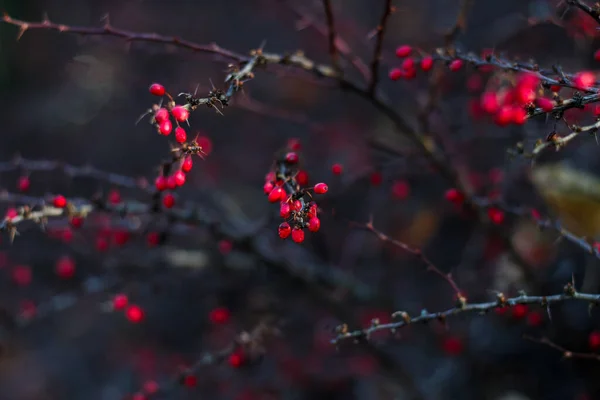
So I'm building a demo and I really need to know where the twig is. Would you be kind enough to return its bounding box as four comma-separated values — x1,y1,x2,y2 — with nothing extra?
321,0,342,74
368,0,394,95
354,219,464,298
524,335,600,361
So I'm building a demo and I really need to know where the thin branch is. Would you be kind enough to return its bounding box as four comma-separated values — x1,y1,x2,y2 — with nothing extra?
368,0,394,95
353,219,464,298
332,282,594,343
524,335,600,361
567,0,600,26
321,0,342,74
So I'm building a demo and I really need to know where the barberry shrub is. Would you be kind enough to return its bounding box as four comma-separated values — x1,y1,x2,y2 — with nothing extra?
3,0,600,399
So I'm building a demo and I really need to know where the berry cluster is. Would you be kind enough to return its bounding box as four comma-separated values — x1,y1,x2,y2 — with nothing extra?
145,83,207,209
263,142,328,243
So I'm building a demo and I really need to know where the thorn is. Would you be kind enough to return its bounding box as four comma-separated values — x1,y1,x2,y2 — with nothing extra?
259,39,267,50
42,12,50,24
16,25,27,41
101,13,110,28
9,227,19,244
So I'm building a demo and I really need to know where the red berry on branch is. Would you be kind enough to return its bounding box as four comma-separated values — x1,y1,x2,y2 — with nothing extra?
420,56,434,71
154,108,169,123
163,193,175,208
280,202,291,218
448,59,463,71
308,217,321,232
536,97,554,112
263,181,274,194
181,156,193,173
108,189,121,205
389,67,403,81
228,351,244,368
285,152,299,164
173,170,186,186
53,195,67,208
209,307,230,324
149,83,166,96
278,222,292,239
155,176,167,191
125,305,144,323
395,45,412,58
55,256,75,279
291,227,305,243
444,188,464,205
589,331,600,350
481,92,498,114
171,106,189,122
268,187,285,203
574,71,595,91
370,171,383,186
296,170,309,186
113,294,128,310
314,183,328,194
159,120,172,135
175,126,187,143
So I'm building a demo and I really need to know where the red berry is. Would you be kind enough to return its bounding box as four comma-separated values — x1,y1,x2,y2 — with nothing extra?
183,375,197,387
401,58,415,71
403,67,416,80
391,180,410,200
287,138,301,151
494,106,513,127
308,217,321,232
209,307,230,324
278,222,292,239
108,189,121,205
487,207,505,224
574,71,595,91
228,351,244,368
442,336,464,356
314,183,328,194
263,181,274,194
511,304,528,319
173,170,186,186
389,68,403,81
171,106,189,122
395,45,412,58
55,256,75,279
53,195,67,208
125,305,144,323
332,163,343,175
70,216,84,228
143,380,159,395
147,232,161,247
280,202,291,218
589,331,600,350
159,119,172,135
536,97,554,112
163,193,175,208
154,108,169,123
480,92,498,114
285,152,299,164
291,200,302,212
268,187,285,203
113,294,128,310
296,170,309,186
448,59,463,71
291,227,305,243
17,176,30,192
175,126,187,143
149,83,165,96
527,311,543,327
181,156,193,173
444,188,464,205
113,230,130,246
155,176,167,191
370,171,383,186
166,176,177,190
420,56,433,71
511,107,527,125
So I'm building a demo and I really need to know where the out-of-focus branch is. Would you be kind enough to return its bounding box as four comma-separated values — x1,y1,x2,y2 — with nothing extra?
321,0,342,74
524,335,600,361
367,0,394,95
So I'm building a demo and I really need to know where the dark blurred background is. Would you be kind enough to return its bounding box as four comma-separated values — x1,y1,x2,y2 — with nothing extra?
0,0,600,399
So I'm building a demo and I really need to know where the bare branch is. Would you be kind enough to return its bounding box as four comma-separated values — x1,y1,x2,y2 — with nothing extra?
368,0,394,95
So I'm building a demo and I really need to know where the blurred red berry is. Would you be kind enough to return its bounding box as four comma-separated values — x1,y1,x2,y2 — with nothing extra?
291,228,305,243
444,188,464,205
370,171,383,186
55,256,75,279
331,163,343,175
395,45,412,58
113,294,128,310
442,336,464,356
181,156,193,173
149,83,165,96
589,331,600,350
389,68,403,81
12,265,32,286
108,189,121,205
574,71,595,90
511,304,528,319
209,307,230,324
296,170,309,186
420,56,433,71
163,193,175,208
391,180,410,200
285,152,299,164
268,187,285,203
126,305,144,323
448,59,463,71
53,195,67,208
155,176,167,191
175,126,187,143
229,351,245,368
308,217,321,232
17,176,30,192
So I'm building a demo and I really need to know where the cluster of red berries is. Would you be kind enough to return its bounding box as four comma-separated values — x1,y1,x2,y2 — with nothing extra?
264,143,328,243
389,44,463,81
147,83,207,209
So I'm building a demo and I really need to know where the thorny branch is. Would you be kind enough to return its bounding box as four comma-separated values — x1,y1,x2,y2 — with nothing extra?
567,0,600,26
333,282,596,344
